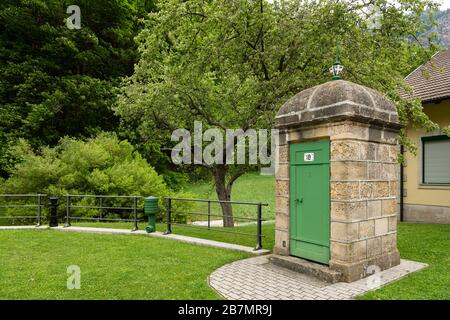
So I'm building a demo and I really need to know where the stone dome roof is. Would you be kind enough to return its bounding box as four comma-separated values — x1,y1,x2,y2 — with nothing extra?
276,80,400,128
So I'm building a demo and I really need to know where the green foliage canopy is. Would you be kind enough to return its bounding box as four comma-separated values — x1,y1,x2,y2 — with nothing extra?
117,0,442,221
1,133,167,198
118,0,441,135
0,0,155,177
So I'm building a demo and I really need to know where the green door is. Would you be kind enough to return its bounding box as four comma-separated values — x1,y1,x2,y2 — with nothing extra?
290,140,330,265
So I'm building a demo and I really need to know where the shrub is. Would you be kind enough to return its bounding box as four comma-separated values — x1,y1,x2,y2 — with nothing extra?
0,133,192,223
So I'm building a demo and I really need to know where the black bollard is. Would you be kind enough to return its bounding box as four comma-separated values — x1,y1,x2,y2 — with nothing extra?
49,197,59,227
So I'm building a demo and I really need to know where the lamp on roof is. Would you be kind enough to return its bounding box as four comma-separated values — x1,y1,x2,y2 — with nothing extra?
330,40,344,80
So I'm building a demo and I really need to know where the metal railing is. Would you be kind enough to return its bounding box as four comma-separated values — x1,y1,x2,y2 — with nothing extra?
0,194,269,251
64,194,144,231
164,197,268,250
0,194,46,226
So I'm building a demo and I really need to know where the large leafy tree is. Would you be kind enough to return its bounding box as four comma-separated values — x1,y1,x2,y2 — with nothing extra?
117,0,441,226
0,0,155,177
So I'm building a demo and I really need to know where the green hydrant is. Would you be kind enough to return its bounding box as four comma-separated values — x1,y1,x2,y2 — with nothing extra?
144,196,158,233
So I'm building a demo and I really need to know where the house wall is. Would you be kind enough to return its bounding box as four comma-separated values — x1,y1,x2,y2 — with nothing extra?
404,98,450,223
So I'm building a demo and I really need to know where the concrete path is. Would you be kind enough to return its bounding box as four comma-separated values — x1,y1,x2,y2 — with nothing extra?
0,225,269,256
209,255,428,300
0,225,48,230
192,220,275,227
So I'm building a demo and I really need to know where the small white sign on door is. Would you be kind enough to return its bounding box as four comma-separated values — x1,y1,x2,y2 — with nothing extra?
304,153,315,162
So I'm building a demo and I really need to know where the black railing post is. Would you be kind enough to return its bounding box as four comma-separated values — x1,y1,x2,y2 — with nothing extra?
207,200,211,230
49,197,59,227
65,195,71,227
164,197,172,234
255,203,263,251
36,194,42,227
99,197,103,222
132,196,138,231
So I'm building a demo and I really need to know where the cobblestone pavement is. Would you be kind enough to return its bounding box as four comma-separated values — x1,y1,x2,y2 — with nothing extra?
209,255,427,300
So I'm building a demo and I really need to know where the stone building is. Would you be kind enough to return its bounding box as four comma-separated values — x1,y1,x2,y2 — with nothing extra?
273,79,401,282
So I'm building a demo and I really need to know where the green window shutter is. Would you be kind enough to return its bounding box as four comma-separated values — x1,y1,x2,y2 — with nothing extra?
423,137,450,184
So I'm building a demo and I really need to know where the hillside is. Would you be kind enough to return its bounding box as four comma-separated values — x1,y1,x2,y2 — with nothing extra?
427,9,450,47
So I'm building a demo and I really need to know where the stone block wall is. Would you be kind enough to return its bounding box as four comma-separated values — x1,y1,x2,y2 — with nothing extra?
274,120,401,282
274,142,290,256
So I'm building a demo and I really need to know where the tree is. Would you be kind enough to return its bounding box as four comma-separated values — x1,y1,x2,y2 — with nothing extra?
0,0,156,177
117,0,441,226
0,132,194,223
0,133,167,195
0,132,193,223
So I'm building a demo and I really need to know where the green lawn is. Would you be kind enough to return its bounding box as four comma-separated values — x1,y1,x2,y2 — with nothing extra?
359,223,450,300
0,172,276,300
0,222,448,300
49,173,450,300
0,229,250,300
185,172,275,221
0,174,448,300
72,221,275,250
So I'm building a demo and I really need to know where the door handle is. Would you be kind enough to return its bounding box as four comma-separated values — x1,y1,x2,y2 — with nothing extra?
295,198,303,204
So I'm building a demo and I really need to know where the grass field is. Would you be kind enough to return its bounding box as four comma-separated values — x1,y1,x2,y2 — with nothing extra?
71,221,449,300
185,173,275,221
0,174,448,300
358,223,450,300
0,223,448,300
0,229,250,299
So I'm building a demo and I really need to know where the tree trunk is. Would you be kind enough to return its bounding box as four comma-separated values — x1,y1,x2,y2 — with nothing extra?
213,166,234,227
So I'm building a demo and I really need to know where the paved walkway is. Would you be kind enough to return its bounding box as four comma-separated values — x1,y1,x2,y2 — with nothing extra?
192,220,275,227
209,255,428,300
0,225,269,255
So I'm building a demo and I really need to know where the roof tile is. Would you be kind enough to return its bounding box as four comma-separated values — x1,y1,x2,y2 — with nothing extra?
403,49,450,103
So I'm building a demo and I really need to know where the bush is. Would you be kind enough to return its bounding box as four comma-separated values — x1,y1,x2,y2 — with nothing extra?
0,133,192,223
161,170,189,191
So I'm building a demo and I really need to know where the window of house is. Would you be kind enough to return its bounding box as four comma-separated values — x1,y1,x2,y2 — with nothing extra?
422,135,450,185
